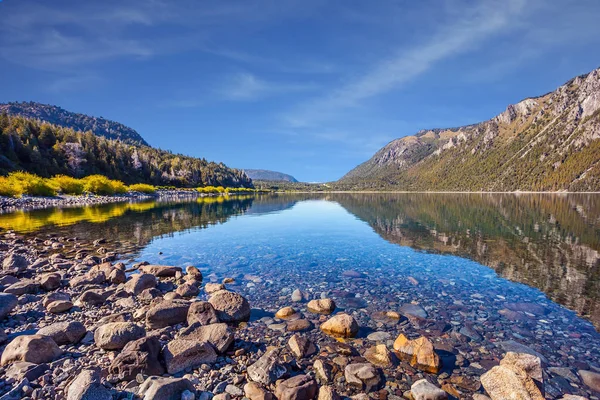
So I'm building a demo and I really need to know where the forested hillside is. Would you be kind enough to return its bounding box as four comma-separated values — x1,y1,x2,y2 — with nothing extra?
340,67,600,191
0,102,148,146
0,114,252,188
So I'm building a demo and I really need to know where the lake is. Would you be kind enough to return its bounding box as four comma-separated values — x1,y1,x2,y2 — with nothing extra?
2,193,599,397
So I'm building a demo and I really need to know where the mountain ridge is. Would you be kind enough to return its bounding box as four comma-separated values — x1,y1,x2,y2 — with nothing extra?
244,169,298,182
0,101,148,146
340,67,600,191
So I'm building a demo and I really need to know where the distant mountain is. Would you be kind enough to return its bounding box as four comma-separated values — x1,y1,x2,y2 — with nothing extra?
244,169,298,182
0,101,148,146
340,67,600,191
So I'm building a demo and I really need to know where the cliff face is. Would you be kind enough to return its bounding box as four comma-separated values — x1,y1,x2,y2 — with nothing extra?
341,68,600,191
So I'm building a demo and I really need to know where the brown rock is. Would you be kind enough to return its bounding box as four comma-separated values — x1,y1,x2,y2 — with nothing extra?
124,273,157,295
205,282,225,294
320,313,358,338
208,290,251,322
46,300,73,313
275,306,298,320
187,301,219,326
344,363,381,393
318,386,340,400
163,339,217,374
307,299,336,315
146,299,190,329
138,376,195,400
179,323,234,353
176,283,200,297
38,321,86,345
139,264,182,277
481,363,544,400
579,369,600,392
288,334,317,359
109,336,164,381
39,273,61,291
94,322,145,350
275,374,318,400
244,382,274,400
393,334,441,374
1,335,62,366
287,319,313,332
364,344,394,367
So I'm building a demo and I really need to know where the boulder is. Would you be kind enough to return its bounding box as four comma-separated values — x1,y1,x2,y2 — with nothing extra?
75,289,105,307
287,319,313,332
42,291,70,308
344,363,381,393
4,279,39,295
179,322,234,353
288,334,317,359
411,379,448,400
70,270,106,288
176,282,200,297
38,321,86,345
318,386,340,400
187,301,219,326
501,352,544,391
320,313,358,338
109,336,164,381
185,266,203,282
481,363,544,400
138,376,195,400
579,370,600,392
275,306,298,320
2,253,28,271
244,382,274,400
66,368,112,400
393,334,441,373
0,293,18,320
307,299,336,315
364,344,394,367
208,290,251,322
46,300,74,313
247,348,287,385
39,272,61,291
275,374,318,400
139,264,182,277
5,361,49,382
94,322,145,350
146,299,190,329
205,283,225,294
163,339,217,374
1,335,62,366
124,273,157,295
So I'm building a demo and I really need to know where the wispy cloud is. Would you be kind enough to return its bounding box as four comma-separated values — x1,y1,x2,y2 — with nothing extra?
218,72,317,101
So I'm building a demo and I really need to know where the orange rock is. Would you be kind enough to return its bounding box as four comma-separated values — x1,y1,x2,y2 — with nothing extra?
393,334,441,374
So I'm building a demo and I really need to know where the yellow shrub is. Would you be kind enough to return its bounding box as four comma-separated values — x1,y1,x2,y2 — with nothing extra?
82,175,116,195
50,175,84,195
0,176,21,197
127,183,157,194
7,172,56,196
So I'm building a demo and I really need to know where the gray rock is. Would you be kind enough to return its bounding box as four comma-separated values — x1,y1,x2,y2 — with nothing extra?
163,339,217,374
94,322,145,350
275,375,317,400
179,323,234,353
247,348,287,385
38,321,86,345
187,301,219,326
146,299,190,329
208,290,250,322
138,376,195,400
411,379,448,400
66,369,112,400
0,293,18,320
344,363,381,393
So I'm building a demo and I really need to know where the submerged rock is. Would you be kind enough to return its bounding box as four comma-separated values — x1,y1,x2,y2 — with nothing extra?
307,298,336,315
393,334,441,373
320,313,359,338
411,379,448,400
344,363,381,392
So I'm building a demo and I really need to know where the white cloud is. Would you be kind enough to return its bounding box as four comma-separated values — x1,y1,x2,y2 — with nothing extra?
218,72,317,101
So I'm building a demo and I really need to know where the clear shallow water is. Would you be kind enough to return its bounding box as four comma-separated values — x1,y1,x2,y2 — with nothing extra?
4,193,600,395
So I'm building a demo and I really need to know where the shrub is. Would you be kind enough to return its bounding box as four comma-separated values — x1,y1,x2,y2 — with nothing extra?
82,175,117,195
7,172,56,196
127,183,157,194
50,175,84,195
110,180,127,194
0,176,20,197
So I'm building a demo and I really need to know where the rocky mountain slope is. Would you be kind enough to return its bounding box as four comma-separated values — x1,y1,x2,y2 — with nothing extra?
0,102,148,146
340,67,600,191
244,169,298,182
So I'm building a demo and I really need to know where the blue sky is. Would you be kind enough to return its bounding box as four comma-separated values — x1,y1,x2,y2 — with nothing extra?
1,0,599,182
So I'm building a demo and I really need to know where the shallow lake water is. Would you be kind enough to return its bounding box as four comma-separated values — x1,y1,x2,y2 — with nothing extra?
3,193,600,397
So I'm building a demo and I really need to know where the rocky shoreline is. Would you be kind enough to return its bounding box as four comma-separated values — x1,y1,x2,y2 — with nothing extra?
0,190,216,213
0,232,598,400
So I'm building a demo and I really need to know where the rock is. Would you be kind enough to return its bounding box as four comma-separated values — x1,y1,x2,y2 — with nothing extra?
393,334,441,374
314,359,334,384
163,339,217,374
75,289,105,307
39,272,61,291
0,335,62,366
139,264,182,277
186,266,203,282
108,269,127,284
501,352,544,390
70,270,106,287
208,290,251,322
275,374,317,400
344,363,381,393
66,368,112,400
318,386,340,400
176,283,200,297
244,381,274,400
46,300,73,313
399,303,428,319
187,301,219,326
579,370,600,392
5,361,49,382
481,363,544,400
0,293,18,319
497,340,547,363
43,291,70,308
286,319,313,332
38,321,86,345
288,334,317,359
363,344,394,367
4,279,39,295
124,273,157,295
291,289,304,302
139,376,195,400
559,396,587,400
320,313,359,338
205,283,225,294
411,379,448,400
247,348,287,385
179,323,234,353
3,253,28,271
307,299,336,315
94,322,145,350
366,331,391,342
146,299,190,329
109,336,164,381
275,306,298,320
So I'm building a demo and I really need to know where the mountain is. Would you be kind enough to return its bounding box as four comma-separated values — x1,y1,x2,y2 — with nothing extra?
340,67,600,191
0,114,252,188
0,102,148,146
244,169,298,182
